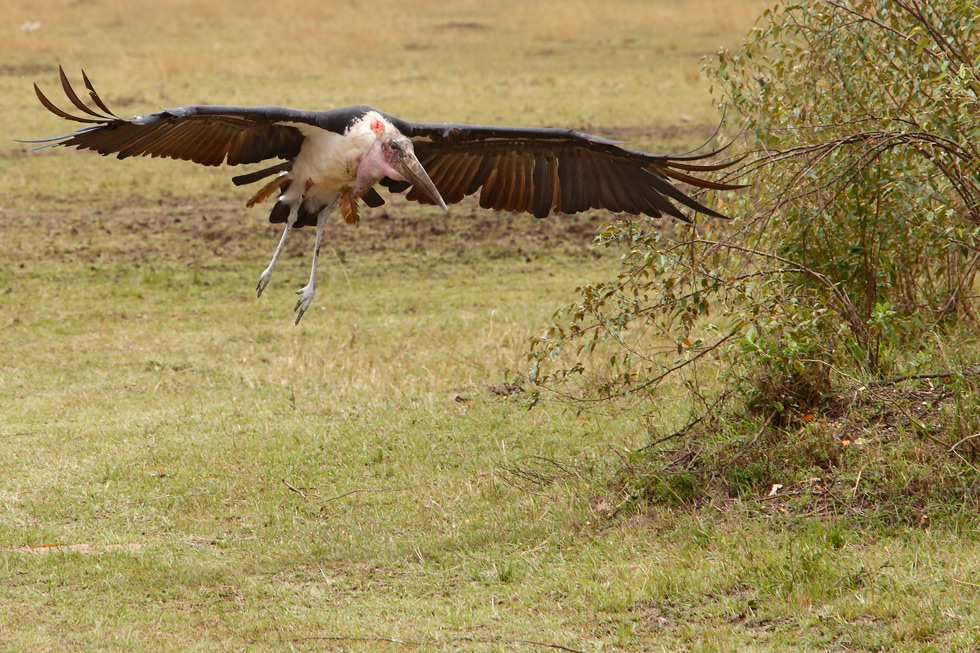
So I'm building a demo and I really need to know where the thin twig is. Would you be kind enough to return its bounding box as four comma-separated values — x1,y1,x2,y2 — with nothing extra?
725,410,778,468
696,239,869,343
295,635,584,652
949,432,980,453
756,490,814,502
297,635,410,645
281,478,308,500
853,466,865,497
868,364,980,388
947,447,980,477
637,390,733,452
934,251,980,323
507,639,584,653
575,330,739,403
321,486,411,504
498,456,582,494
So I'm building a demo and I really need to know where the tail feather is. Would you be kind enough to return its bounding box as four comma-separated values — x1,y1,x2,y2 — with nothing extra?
246,173,290,208
268,197,323,228
268,200,291,224
233,162,292,186
295,202,322,228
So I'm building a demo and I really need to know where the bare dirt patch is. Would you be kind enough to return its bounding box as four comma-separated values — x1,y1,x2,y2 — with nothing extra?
3,193,626,268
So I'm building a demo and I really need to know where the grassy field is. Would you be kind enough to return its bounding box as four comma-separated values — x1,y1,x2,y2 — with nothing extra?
5,1,980,651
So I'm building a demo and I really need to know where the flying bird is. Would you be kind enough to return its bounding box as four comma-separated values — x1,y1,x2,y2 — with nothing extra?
26,67,741,324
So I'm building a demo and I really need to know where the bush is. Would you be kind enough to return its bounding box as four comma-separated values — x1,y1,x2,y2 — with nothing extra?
530,0,980,415
527,1,980,513
710,0,980,370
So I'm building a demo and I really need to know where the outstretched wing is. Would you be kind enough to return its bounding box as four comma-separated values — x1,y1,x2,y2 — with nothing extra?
383,117,742,221
25,67,360,167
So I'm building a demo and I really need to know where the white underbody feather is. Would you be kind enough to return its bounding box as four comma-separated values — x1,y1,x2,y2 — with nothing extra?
283,112,390,202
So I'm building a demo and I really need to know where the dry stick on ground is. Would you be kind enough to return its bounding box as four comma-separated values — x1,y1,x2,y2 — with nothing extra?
281,478,308,500
452,637,583,652
497,456,582,494
867,364,980,388
870,388,939,437
296,635,584,652
321,486,413,504
297,635,410,646
282,481,415,504
949,432,980,453
947,440,980,476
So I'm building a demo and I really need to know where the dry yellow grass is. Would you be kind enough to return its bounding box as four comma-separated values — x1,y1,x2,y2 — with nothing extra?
6,0,765,74
4,0,767,140
7,1,980,650
34,4,980,652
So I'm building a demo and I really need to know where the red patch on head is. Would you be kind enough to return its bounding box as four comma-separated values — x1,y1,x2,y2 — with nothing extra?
370,118,384,134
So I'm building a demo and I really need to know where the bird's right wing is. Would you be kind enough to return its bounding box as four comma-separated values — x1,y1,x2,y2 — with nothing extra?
23,67,352,168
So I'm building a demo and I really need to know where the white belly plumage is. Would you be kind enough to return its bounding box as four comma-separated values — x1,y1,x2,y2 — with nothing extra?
283,119,382,204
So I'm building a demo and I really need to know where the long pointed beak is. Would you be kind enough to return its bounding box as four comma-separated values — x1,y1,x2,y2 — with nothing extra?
393,149,448,211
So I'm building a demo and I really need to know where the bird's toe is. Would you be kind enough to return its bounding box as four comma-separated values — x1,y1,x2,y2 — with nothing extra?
256,270,273,298
293,286,316,324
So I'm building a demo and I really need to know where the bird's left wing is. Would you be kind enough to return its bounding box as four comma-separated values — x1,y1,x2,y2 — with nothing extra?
383,117,741,221
23,67,350,167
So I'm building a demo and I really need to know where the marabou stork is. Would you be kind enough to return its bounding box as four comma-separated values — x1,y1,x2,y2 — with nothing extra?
26,68,741,324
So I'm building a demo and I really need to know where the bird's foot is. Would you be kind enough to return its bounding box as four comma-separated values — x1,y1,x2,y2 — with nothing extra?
256,266,274,298
293,284,316,325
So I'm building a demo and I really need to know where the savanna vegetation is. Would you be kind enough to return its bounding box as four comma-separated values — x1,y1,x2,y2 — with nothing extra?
532,0,980,524
3,0,980,651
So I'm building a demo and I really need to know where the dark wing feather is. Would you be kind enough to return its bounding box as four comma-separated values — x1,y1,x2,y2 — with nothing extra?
384,116,743,221
531,155,554,218
22,67,363,168
81,70,118,117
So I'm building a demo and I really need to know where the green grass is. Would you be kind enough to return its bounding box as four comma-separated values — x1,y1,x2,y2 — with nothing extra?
5,0,980,650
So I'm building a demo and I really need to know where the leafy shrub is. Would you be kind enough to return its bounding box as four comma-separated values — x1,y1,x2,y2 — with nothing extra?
527,1,980,515
709,0,980,365
529,0,980,419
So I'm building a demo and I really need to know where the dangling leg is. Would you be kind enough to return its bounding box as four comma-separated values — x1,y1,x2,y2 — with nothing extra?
257,202,299,297
293,198,337,325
